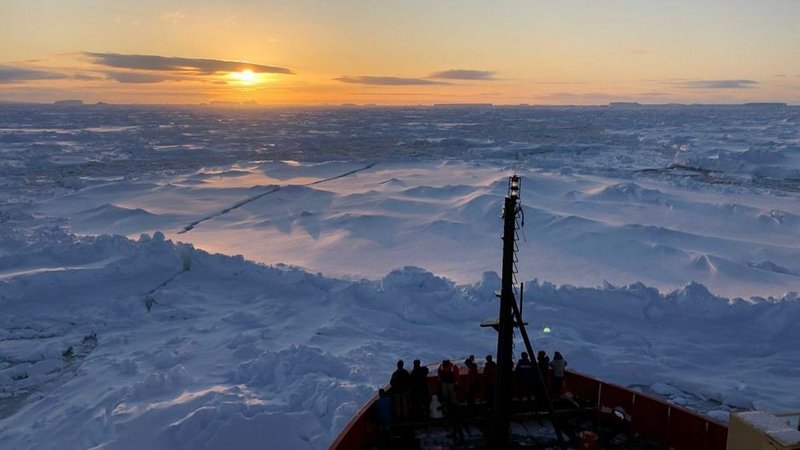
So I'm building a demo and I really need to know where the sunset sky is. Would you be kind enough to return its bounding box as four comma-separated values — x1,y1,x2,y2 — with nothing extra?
1,0,799,105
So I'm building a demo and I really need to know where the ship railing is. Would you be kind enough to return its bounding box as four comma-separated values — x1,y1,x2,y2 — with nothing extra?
329,362,730,450
565,369,728,450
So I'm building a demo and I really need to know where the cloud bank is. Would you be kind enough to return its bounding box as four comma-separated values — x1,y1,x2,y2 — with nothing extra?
104,71,177,84
671,79,758,89
0,66,69,84
84,52,293,75
334,76,447,86
429,69,496,80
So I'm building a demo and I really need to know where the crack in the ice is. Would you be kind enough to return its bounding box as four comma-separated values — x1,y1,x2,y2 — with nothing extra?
143,246,192,312
177,161,378,234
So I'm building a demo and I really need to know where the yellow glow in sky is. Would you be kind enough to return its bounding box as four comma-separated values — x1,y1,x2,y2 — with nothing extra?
230,69,258,85
0,0,799,105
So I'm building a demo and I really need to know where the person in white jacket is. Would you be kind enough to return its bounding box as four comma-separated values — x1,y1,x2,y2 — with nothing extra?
549,351,567,399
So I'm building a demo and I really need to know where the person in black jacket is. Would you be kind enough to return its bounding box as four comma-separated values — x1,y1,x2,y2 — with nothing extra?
465,359,479,410
409,359,430,418
437,359,460,411
515,352,534,403
535,350,551,407
483,355,497,410
374,388,393,443
536,351,550,380
390,359,410,419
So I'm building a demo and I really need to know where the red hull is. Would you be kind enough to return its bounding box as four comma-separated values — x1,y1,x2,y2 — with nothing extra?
330,368,728,450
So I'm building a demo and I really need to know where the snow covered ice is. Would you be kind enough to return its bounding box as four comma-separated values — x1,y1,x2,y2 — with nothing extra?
1,104,799,449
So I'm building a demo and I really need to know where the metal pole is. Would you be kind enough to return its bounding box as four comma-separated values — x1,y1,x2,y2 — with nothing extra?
510,298,568,449
490,194,518,449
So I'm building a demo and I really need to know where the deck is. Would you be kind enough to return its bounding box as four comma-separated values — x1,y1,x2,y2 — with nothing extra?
330,367,728,450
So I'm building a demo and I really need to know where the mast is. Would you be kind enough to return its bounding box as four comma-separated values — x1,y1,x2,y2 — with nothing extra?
490,175,521,448
489,174,567,450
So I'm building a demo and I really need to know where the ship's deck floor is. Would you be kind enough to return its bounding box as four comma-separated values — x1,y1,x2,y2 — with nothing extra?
379,397,669,450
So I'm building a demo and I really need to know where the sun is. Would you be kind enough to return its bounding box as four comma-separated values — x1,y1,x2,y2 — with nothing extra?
230,69,258,85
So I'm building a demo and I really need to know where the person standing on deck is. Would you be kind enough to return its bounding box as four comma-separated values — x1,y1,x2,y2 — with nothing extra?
536,350,551,407
390,360,410,419
437,359,459,409
465,359,480,410
515,352,535,403
550,351,567,399
536,351,550,382
374,388,393,444
483,355,497,410
409,359,430,418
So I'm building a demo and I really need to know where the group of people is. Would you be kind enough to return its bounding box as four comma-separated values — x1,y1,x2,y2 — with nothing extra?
376,350,568,427
515,350,567,404
375,359,432,442
437,355,488,413
387,359,432,420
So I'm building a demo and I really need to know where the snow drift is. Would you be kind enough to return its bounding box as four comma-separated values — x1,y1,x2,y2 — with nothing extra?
1,230,798,449
2,104,800,449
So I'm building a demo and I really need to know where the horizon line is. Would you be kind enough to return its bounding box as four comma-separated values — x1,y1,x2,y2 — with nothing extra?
0,99,796,108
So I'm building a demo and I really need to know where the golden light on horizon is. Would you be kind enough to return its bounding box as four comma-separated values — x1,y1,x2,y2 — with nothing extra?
1,2,798,105
230,69,258,85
